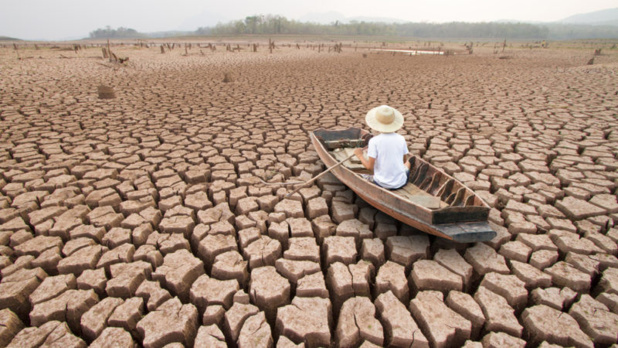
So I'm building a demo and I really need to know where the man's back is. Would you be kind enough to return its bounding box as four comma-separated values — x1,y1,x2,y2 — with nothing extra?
368,133,409,189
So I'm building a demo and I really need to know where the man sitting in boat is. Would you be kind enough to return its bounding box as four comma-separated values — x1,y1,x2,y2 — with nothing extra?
353,105,411,190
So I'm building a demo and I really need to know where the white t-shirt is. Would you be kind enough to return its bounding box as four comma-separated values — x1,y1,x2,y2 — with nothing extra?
367,133,409,189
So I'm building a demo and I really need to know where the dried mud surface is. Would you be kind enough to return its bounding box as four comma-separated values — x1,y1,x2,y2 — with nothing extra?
1,42,618,347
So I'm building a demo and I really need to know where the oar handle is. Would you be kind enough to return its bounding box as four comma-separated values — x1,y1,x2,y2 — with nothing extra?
285,152,357,198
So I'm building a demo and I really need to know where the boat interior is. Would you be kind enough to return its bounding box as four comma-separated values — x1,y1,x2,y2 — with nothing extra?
318,130,486,211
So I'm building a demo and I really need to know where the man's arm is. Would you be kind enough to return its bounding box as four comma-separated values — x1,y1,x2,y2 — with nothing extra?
354,148,375,171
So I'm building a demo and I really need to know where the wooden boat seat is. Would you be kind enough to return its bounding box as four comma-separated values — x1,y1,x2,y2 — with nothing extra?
398,193,442,209
332,148,368,171
396,184,447,209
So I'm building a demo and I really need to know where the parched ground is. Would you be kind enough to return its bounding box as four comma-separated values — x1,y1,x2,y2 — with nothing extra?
0,41,617,347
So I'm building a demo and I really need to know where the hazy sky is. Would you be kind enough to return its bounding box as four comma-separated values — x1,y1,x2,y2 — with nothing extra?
1,0,616,40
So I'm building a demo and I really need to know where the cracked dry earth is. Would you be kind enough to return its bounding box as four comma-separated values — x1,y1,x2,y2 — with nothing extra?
0,43,618,348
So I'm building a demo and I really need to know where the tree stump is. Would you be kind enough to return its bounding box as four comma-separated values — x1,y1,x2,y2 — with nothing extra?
98,85,116,99
223,73,233,83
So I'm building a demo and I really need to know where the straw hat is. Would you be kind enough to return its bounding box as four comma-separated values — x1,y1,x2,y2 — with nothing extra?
365,105,404,133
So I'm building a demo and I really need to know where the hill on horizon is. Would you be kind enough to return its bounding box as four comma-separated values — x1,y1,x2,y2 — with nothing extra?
297,9,618,27
560,7,618,26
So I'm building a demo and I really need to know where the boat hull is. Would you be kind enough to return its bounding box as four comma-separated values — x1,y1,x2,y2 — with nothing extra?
311,128,496,243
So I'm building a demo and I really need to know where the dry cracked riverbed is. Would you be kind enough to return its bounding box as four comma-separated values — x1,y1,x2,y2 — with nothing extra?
0,42,618,347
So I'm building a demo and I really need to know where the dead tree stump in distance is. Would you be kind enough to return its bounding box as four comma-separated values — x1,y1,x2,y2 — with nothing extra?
98,85,116,99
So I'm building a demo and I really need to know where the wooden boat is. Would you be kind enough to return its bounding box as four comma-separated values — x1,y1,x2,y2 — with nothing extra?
310,128,496,243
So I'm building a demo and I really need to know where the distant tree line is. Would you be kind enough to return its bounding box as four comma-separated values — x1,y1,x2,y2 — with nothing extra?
543,23,618,40
395,22,549,39
90,17,618,41
197,15,399,36
200,15,551,39
89,26,144,39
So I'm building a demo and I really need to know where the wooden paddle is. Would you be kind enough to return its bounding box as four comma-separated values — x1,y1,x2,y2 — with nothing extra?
285,152,357,198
